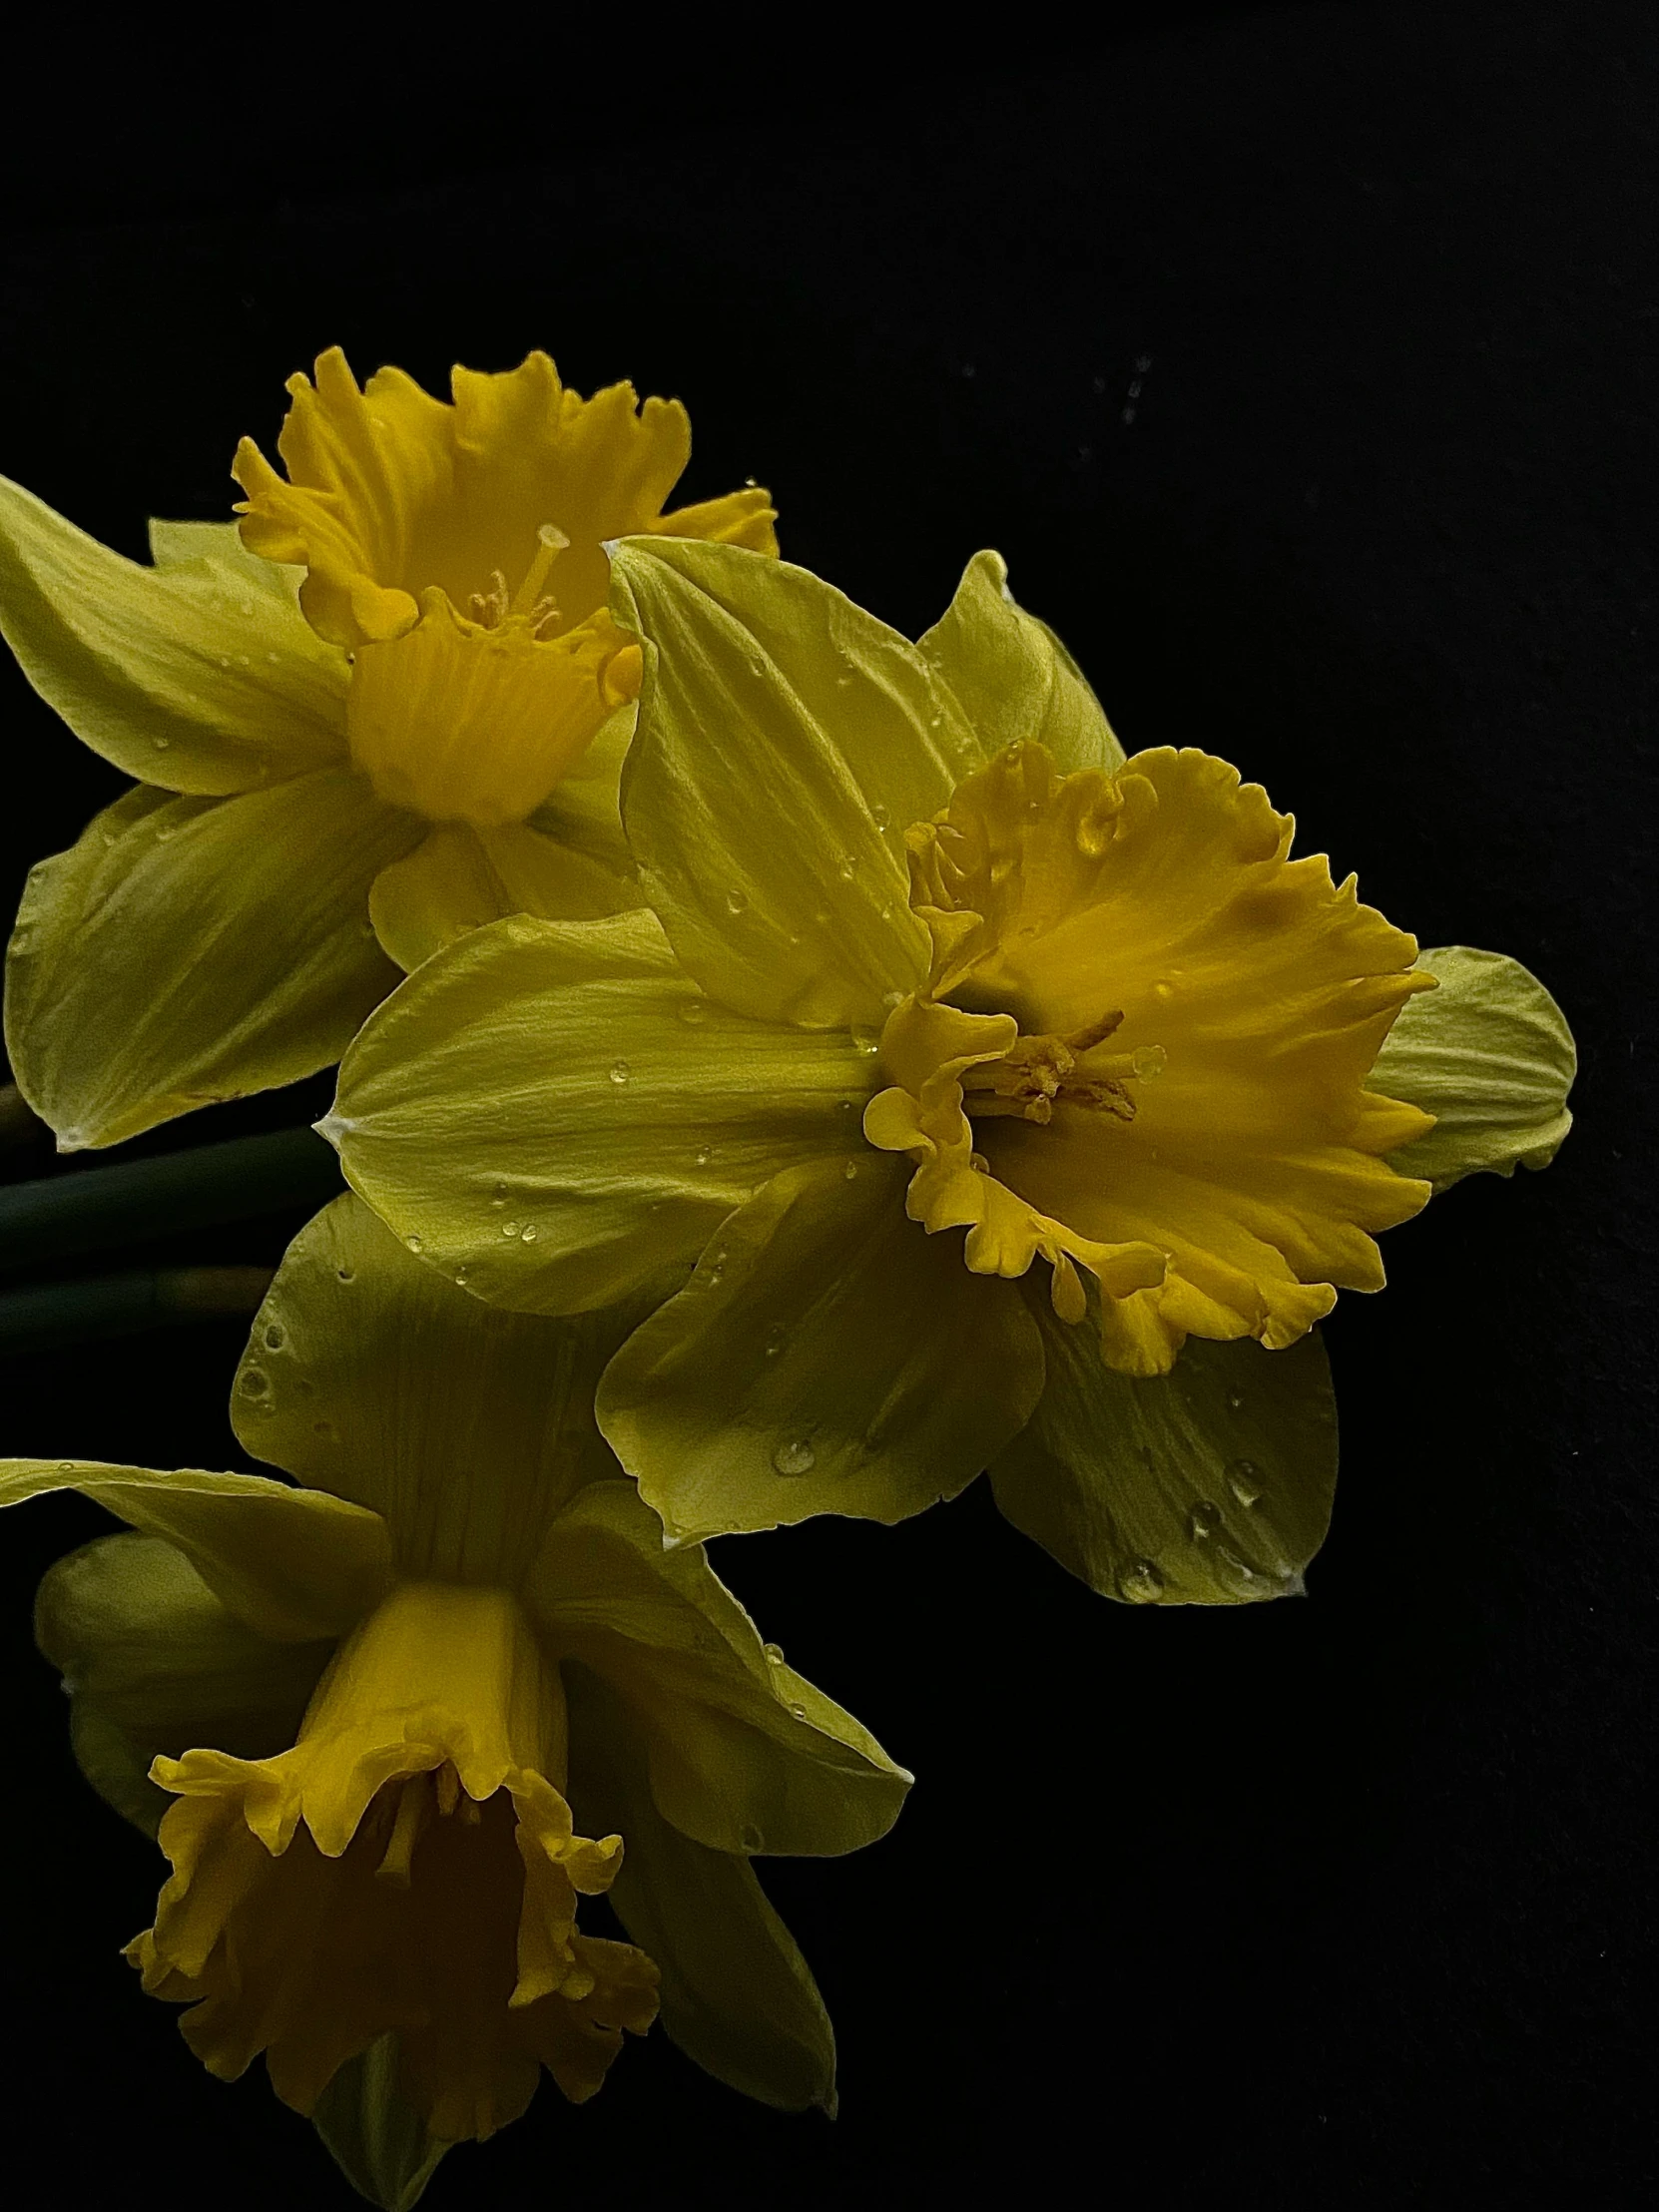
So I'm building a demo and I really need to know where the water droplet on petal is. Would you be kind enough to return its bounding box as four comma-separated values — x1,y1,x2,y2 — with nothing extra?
836,854,856,881
764,1322,788,1358
1227,1392,1245,1411
850,1024,880,1057
772,1437,817,1476
725,887,749,915
491,1184,508,1208
843,1159,859,1180
152,734,173,751
501,1221,521,1238
871,804,891,830
1217,1544,1256,1580
404,1233,423,1253
789,1702,807,1720
881,989,905,1011
240,1368,269,1398
453,1266,469,1286
694,1144,713,1167
764,1642,785,1664
608,1058,631,1086
1152,978,1176,1002
519,1224,538,1243
678,998,709,1026
335,1266,354,1283
263,1324,285,1352
1119,1557,1165,1603
1227,1458,1262,1507
1189,1500,1221,1540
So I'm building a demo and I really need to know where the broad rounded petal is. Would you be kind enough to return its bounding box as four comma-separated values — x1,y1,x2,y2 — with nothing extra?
566,1666,836,2111
1375,945,1576,1189
989,1285,1338,1603
596,1156,1045,1539
610,537,973,1025
528,1479,911,1857
918,548,1124,773
34,1531,332,1836
369,819,638,974
235,1196,625,1581
329,910,872,1315
0,475,347,794
1,1457,392,1641
6,769,419,1148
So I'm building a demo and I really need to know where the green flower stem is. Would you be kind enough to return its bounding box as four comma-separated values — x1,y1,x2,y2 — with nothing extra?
0,1265,276,1356
0,1126,342,1273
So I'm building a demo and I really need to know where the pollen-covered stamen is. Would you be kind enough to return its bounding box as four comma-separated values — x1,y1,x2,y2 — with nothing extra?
958,1011,1160,1124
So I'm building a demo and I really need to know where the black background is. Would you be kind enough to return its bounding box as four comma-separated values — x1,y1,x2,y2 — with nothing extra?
1,6,1652,2204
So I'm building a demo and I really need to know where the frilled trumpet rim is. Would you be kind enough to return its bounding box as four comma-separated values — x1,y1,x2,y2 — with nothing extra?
127,1581,658,2140
865,741,1436,1375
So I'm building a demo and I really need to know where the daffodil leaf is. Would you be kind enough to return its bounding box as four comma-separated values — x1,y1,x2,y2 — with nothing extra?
235,1196,626,1579
610,536,967,1027
367,819,636,974
7,768,417,1148
0,480,347,795
329,909,872,1316
988,1289,1338,1603
596,1155,1045,1541
566,1665,838,2112
917,548,1125,773
34,1531,331,1836
311,2035,449,2212
1375,945,1575,1189
531,1479,911,1858
1,1456,392,1641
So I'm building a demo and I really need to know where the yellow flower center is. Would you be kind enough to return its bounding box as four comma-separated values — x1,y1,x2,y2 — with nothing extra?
232,347,777,829
863,741,1435,1375
127,1581,657,2141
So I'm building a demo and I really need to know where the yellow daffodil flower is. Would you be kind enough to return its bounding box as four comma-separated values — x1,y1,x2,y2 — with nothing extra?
6,1197,905,2206
324,540,1575,1603
0,350,777,1149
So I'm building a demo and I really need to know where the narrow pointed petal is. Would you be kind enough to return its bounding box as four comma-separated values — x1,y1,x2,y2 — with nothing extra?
330,910,871,1315
529,1479,911,1857
34,1531,332,1835
988,1285,1338,1603
1,1457,392,1640
6,769,420,1147
567,1668,836,2112
917,548,1125,773
610,536,974,1025
1374,945,1576,1189
235,1196,625,1580
310,2036,449,2212
368,819,637,974
596,1156,1045,1539
0,482,346,794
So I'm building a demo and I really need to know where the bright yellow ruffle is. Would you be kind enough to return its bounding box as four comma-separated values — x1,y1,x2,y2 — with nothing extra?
127,1580,657,2140
865,741,1435,1375
232,347,778,829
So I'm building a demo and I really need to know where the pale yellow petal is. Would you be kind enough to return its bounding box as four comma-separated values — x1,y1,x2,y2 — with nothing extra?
595,1157,1045,1539
610,536,973,1025
529,1479,911,1855
329,910,871,1315
918,548,1123,773
234,1196,625,1583
1,1457,392,1641
7,769,420,1148
369,820,638,973
35,1531,333,1835
0,474,346,793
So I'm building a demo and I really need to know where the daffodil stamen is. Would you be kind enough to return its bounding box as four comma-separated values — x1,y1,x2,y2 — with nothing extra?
508,522,571,622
